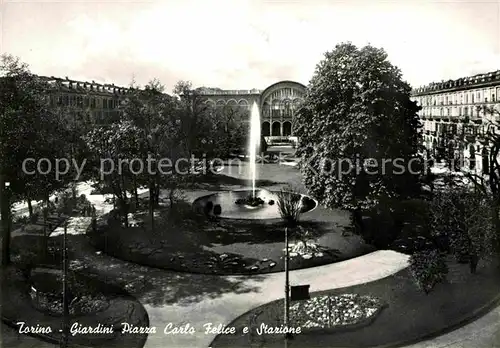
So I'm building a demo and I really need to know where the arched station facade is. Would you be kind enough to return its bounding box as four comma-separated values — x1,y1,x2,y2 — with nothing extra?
197,80,307,141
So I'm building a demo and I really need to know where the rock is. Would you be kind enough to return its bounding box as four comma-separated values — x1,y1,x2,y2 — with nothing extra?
289,252,298,257
262,258,269,262
314,252,324,257
250,266,259,271
269,262,276,268
302,254,312,259
220,253,228,260
95,251,102,255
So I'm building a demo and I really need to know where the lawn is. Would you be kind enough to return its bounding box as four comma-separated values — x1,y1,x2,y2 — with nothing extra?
88,197,373,275
210,256,500,347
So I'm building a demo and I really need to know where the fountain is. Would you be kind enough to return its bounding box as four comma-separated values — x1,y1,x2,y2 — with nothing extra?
193,102,317,220
249,102,261,198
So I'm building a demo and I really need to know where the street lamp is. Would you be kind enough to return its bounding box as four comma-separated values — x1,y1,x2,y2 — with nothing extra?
1,177,12,266
284,225,290,343
60,222,69,348
277,188,301,347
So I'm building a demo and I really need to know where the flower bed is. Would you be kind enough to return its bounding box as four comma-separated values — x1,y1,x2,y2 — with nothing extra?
29,269,110,316
283,241,329,260
31,292,110,316
289,294,384,329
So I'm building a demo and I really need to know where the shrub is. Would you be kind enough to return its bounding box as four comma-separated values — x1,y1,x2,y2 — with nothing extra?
78,194,87,204
14,215,29,225
430,189,497,270
409,249,448,294
29,211,40,223
213,204,222,216
203,201,214,216
361,203,398,248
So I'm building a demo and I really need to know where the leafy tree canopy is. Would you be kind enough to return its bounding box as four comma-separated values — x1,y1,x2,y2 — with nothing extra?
294,42,422,210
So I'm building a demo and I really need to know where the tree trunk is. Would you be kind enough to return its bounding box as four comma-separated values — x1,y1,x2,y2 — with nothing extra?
133,177,139,205
492,199,500,253
156,185,160,207
149,181,155,233
27,198,33,218
470,253,479,274
169,188,174,209
119,196,129,228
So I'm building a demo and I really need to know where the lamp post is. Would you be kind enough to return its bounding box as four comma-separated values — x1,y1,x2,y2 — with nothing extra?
0,177,11,266
60,222,69,348
284,225,290,347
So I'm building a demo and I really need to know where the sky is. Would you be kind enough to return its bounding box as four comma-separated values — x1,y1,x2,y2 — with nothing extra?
1,0,499,93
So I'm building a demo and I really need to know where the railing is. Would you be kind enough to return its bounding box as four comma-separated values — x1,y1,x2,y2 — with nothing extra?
198,89,262,95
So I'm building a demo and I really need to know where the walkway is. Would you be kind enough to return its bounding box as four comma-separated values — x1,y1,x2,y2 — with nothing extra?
404,306,500,348
142,250,409,348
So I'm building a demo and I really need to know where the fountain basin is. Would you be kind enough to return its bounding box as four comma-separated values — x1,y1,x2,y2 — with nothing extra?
193,189,317,220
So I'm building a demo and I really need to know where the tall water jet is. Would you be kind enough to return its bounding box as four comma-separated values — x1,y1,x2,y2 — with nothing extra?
249,102,261,198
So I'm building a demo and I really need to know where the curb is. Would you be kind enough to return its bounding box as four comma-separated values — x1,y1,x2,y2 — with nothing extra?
372,290,500,348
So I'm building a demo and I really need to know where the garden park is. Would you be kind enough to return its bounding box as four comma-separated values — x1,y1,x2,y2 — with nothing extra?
2,43,500,348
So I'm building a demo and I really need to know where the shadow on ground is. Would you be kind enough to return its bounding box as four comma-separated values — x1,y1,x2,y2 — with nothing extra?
10,234,266,308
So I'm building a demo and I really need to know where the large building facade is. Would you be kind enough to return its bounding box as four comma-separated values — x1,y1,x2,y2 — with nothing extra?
38,77,308,142
197,80,307,140
39,75,130,124
38,73,500,173
411,70,500,174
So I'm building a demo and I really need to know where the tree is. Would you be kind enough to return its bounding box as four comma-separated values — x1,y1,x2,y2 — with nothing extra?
409,249,448,294
121,79,194,230
294,42,422,212
207,106,247,159
430,188,497,272
461,105,500,246
173,80,212,159
84,121,142,227
0,54,70,265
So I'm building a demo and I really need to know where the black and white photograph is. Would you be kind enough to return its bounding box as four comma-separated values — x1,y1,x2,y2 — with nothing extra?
1,0,500,347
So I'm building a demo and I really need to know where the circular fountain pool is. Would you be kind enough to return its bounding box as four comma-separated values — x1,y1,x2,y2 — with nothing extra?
193,189,317,220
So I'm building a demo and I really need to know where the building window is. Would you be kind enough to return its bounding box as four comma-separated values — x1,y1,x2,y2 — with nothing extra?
464,107,468,116
472,94,475,103
447,108,451,116
465,94,469,104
